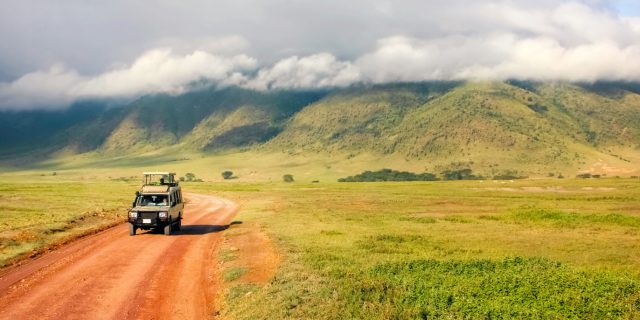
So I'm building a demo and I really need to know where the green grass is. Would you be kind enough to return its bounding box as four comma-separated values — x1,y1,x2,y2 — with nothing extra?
0,178,137,266
1,176,640,318
223,267,248,282
186,178,640,319
353,257,638,319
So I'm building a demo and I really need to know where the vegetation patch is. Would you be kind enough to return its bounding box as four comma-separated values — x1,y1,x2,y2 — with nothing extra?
223,267,248,282
441,168,484,180
357,234,431,254
512,206,640,228
338,169,438,182
218,247,239,263
442,215,473,223
399,216,437,224
492,169,528,180
320,230,343,236
346,257,639,319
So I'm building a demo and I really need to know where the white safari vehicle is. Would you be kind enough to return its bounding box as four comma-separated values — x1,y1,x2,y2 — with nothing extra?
128,172,184,236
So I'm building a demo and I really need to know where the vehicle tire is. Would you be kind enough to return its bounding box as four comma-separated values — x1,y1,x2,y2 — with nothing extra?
129,224,136,236
175,214,181,231
164,220,172,235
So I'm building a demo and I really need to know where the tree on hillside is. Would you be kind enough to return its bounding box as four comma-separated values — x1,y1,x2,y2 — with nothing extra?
185,172,196,181
283,174,294,182
222,171,234,180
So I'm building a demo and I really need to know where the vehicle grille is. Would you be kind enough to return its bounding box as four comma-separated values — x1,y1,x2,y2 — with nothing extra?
140,212,158,219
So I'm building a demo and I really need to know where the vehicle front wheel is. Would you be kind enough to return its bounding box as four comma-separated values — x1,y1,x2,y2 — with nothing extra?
175,215,181,231
163,221,172,235
129,224,137,236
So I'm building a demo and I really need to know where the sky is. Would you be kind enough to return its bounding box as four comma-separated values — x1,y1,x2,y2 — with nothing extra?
1,0,640,110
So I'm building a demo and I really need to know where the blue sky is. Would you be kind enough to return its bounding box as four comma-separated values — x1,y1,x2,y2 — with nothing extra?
613,0,640,16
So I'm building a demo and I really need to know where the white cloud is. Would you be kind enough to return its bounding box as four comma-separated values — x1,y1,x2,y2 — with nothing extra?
0,49,256,110
3,1,640,109
74,49,256,97
356,34,640,83
243,53,360,90
0,64,82,109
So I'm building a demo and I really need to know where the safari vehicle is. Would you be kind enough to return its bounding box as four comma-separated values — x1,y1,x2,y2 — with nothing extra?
128,172,184,236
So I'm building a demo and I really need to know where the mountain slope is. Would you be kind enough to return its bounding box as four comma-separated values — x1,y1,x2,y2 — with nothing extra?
264,81,640,174
1,81,639,176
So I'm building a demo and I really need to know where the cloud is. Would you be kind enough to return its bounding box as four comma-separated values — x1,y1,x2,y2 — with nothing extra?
243,53,360,90
2,1,640,109
74,49,256,97
356,34,640,83
0,48,256,110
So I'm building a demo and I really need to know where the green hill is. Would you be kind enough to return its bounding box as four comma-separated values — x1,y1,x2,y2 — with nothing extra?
1,81,639,177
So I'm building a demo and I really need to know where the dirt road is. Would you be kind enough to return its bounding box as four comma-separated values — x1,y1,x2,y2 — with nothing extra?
0,193,237,320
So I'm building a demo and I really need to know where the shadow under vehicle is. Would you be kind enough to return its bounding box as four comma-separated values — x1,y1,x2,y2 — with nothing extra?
128,172,184,236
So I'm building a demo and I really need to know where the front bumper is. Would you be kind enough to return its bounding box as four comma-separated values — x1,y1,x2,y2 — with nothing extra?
129,211,168,227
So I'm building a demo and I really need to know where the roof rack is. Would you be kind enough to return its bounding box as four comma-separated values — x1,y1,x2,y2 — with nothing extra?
142,172,178,187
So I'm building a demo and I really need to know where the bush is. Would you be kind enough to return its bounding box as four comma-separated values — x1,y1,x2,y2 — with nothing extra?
441,169,483,180
185,173,196,181
493,170,527,180
179,176,185,182
338,169,439,182
576,173,592,179
222,171,234,180
283,174,295,182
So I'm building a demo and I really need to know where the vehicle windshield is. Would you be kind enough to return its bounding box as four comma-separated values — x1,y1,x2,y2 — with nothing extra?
137,195,168,207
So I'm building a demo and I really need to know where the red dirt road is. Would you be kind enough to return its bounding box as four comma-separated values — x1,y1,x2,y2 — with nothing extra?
0,193,237,320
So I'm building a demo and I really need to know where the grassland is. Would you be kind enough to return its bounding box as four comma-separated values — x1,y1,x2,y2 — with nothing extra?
0,177,137,266
187,178,640,319
1,175,640,318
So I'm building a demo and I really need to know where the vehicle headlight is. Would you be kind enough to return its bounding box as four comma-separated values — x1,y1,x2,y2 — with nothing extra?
159,211,168,218
129,211,138,218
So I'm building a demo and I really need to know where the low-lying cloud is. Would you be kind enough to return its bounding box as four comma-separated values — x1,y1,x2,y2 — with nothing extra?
0,49,256,109
2,1,640,109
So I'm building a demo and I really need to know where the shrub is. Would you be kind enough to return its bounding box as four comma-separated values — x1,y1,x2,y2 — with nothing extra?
527,104,548,113
441,169,483,180
185,172,196,181
493,170,527,180
338,169,439,182
222,171,234,180
179,176,185,182
576,173,592,179
283,174,295,182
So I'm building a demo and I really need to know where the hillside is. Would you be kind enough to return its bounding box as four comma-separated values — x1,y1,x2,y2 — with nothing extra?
264,81,640,175
1,81,639,177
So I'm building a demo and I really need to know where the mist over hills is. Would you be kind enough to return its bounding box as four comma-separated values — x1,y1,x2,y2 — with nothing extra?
2,81,639,177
